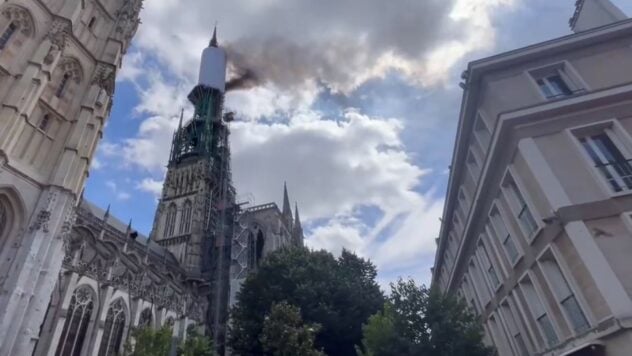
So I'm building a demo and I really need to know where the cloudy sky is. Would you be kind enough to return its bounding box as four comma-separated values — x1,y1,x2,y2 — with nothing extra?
86,0,632,288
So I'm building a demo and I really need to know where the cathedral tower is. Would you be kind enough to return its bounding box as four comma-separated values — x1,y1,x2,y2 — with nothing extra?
0,1,141,354
150,27,236,347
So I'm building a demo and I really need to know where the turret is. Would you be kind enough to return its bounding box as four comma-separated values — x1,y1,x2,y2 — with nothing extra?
198,26,227,92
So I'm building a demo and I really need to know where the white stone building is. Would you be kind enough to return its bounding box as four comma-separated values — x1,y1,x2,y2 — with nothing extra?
0,1,141,355
0,1,304,355
433,1,632,355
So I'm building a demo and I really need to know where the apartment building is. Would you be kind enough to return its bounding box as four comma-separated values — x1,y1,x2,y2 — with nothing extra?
432,1,632,355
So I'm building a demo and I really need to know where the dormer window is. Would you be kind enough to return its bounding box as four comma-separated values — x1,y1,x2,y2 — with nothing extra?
0,23,17,50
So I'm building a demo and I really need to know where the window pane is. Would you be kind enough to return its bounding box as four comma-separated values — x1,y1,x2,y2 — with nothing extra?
537,314,558,346
518,206,538,236
561,296,590,333
540,259,572,300
514,334,529,356
503,237,519,262
547,75,572,96
536,79,554,98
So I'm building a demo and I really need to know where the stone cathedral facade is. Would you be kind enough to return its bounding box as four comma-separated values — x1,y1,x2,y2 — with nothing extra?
0,1,304,355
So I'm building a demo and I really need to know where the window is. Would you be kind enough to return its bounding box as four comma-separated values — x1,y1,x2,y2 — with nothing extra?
536,74,572,99
98,299,126,356
164,204,177,237
469,260,491,304
247,231,256,268
55,286,94,356
39,114,51,132
56,73,71,98
88,17,96,30
489,208,520,264
0,199,7,239
530,63,582,100
138,308,152,328
478,240,501,290
179,200,192,234
503,174,538,238
520,278,558,347
540,257,590,334
578,131,632,192
488,315,513,356
467,150,481,179
0,23,17,50
501,300,530,356
474,113,492,150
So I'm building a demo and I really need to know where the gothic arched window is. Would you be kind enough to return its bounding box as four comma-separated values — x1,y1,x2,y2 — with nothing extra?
98,298,126,356
0,22,16,49
39,114,51,132
164,203,177,237
138,308,152,329
0,199,7,240
256,230,265,265
247,231,255,269
56,73,70,98
179,200,192,234
53,57,83,100
55,286,95,356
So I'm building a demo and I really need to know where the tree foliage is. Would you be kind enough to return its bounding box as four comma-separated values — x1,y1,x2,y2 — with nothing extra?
357,279,494,356
177,328,215,356
229,247,384,356
126,325,173,356
260,301,324,356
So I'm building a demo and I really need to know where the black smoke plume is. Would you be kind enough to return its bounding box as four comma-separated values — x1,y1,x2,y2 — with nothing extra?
226,68,259,92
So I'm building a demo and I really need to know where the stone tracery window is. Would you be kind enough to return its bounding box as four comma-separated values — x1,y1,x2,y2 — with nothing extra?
179,200,192,234
0,199,7,239
1,5,34,37
164,203,177,237
54,57,83,99
98,298,126,356
138,308,153,328
0,22,16,49
55,286,95,356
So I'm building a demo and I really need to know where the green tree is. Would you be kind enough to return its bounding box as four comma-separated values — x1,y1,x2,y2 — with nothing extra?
229,247,384,356
126,325,173,356
260,302,324,356
357,279,494,356
178,328,215,356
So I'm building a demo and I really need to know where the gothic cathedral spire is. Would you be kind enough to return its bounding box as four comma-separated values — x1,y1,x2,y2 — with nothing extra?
282,182,293,230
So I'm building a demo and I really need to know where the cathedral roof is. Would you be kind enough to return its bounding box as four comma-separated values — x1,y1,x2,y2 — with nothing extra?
79,200,178,264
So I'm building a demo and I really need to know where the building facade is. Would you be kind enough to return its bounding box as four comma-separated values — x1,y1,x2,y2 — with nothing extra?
0,1,141,355
0,1,304,355
432,1,632,355
34,201,206,356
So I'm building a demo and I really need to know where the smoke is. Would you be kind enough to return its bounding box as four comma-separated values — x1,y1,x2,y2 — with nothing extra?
138,0,514,93
226,68,259,92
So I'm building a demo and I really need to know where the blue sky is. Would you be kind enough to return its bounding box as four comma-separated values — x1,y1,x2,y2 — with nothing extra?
84,0,632,288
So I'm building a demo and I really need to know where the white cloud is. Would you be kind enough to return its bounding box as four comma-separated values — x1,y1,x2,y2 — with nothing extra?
105,181,132,202
137,178,164,198
103,0,524,284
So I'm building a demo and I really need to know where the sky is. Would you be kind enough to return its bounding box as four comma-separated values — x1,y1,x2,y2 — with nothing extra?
85,0,632,289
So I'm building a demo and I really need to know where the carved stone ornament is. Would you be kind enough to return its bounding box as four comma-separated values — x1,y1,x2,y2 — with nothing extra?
46,18,71,50
91,63,116,97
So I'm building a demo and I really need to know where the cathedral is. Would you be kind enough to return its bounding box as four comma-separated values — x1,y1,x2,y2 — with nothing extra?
0,1,303,355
